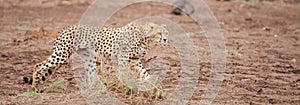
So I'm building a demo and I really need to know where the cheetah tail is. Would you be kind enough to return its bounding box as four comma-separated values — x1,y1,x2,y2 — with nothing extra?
23,76,33,84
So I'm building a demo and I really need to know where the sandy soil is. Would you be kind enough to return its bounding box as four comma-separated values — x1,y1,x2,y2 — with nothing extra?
0,0,300,105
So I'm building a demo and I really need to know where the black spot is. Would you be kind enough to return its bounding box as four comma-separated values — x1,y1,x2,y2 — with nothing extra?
48,70,52,75
88,64,92,67
45,73,48,76
42,76,46,81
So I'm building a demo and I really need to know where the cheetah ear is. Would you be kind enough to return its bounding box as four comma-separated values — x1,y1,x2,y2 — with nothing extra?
144,23,155,34
147,23,156,30
144,23,157,37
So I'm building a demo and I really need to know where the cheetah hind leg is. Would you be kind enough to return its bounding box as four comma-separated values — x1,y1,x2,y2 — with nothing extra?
76,48,100,86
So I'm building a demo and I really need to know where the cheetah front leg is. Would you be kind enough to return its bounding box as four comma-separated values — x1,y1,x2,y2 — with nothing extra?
129,59,151,80
31,49,71,92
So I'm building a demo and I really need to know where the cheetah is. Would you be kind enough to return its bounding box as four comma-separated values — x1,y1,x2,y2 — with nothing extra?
24,22,169,92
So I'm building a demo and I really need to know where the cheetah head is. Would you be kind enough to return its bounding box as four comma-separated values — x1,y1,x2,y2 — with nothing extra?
144,23,169,45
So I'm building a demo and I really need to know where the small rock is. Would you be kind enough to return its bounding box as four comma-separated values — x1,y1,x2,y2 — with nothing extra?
171,8,182,15
227,9,232,12
274,34,278,37
284,64,293,68
1,101,13,105
61,1,72,5
232,28,240,32
290,82,299,87
269,99,276,104
294,29,300,34
291,59,296,62
240,4,245,8
245,17,253,21
247,12,252,17
8,93,18,96
1,54,8,57
263,26,271,31
257,88,263,94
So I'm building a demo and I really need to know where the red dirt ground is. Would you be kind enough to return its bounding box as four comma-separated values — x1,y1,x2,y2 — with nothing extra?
0,0,300,105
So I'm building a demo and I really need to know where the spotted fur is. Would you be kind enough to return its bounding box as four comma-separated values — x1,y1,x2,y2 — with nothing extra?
28,22,169,92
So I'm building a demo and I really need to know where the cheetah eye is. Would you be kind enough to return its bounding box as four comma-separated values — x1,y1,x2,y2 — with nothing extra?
158,32,162,37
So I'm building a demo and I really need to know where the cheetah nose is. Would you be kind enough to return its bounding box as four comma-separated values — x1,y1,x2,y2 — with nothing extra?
163,39,167,42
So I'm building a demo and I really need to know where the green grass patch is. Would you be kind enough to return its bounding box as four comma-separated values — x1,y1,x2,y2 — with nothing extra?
45,79,66,92
234,0,258,5
187,30,206,36
227,50,238,55
98,66,167,104
16,25,33,31
233,39,249,45
18,91,39,97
